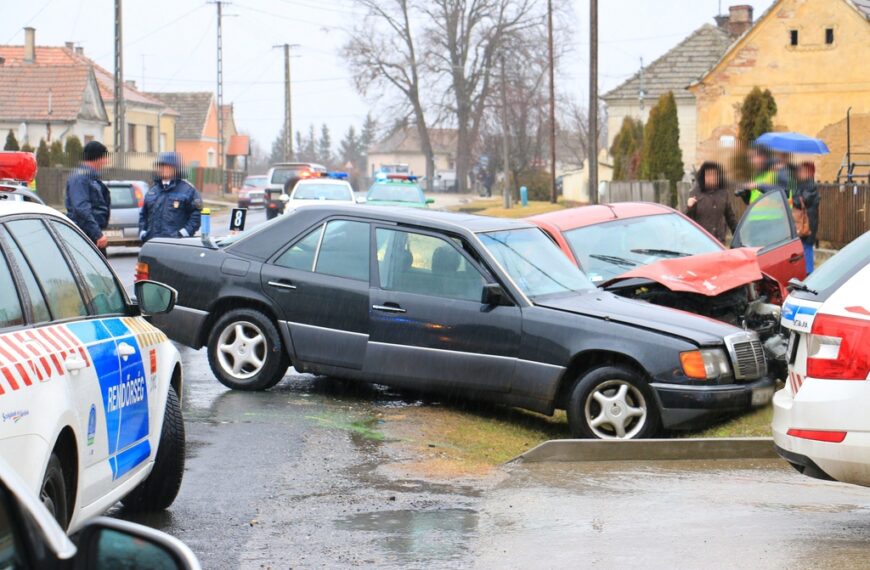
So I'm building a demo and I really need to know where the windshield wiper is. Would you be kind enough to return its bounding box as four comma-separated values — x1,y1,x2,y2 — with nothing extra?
630,248,690,257
788,278,818,295
589,254,638,267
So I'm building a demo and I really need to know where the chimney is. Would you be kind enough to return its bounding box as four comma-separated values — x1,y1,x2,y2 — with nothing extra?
65,41,74,50
727,5,753,37
24,27,35,63
75,46,84,55
125,80,137,89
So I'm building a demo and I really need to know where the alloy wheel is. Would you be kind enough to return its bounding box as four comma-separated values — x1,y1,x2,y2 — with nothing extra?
217,321,267,380
584,379,647,439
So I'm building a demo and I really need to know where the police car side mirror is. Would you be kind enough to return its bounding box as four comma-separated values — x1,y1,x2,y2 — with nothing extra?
75,517,200,569
135,281,177,316
279,194,290,202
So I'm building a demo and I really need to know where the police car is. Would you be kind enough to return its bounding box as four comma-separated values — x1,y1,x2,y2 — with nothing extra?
281,172,358,212
0,200,185,532
772,230,870,486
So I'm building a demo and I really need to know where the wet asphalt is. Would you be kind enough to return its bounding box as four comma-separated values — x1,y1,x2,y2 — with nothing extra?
104,206,870,569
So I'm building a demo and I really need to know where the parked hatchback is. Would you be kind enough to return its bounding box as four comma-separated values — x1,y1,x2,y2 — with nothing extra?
105,180,149,246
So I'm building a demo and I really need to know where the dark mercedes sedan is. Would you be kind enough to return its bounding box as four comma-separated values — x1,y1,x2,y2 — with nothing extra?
137,205,774,439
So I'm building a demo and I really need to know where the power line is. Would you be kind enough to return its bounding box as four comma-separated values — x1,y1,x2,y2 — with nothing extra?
5,0,55,43
94,4,205,61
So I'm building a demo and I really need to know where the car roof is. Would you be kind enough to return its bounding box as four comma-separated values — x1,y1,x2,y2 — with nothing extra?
270,162,326,169
296,204,533,233
528,202,676,231
295,178,351,186
0,200,67,219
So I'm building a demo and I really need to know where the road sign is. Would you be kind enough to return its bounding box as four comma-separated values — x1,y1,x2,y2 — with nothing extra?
229,208,247,232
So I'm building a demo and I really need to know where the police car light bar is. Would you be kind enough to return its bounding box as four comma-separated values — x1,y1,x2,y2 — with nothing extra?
386,174,417,182
0,152,37,183
325,172,349,180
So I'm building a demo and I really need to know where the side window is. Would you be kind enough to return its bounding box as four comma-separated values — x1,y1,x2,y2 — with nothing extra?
376,228,485,302
2,228,51,324
275,224,323,271
6,219,87,321
52,221,126,315
737,191,793,248
315,220,370,281
0,247,24,328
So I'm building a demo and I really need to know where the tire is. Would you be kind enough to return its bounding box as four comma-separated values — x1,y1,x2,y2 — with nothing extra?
566,365,660,440
207,308,289,390
122,386,185,512
40,453,69,530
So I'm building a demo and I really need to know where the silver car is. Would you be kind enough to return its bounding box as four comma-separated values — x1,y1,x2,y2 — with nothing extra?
105,180,149,246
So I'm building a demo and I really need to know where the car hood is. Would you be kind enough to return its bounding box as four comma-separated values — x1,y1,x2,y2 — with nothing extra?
601,248,763,297
536,290,736,346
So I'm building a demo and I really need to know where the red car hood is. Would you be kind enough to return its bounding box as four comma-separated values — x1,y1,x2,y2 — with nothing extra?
602,248,763,296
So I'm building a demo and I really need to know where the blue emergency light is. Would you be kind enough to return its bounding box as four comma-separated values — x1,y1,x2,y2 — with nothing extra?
325,171,349,180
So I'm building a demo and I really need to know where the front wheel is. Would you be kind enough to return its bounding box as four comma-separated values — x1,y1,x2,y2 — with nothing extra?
566,365,660,440
207,308,289,390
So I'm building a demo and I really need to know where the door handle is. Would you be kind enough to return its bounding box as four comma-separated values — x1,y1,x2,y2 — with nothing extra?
372,304,406,314
64,355,87,373
268,280,297,290
788,253,804,263
117,342,136,360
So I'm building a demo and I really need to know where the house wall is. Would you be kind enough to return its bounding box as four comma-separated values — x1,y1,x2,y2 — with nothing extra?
175,101,221,168
101,105,176,156
367,151,453,178
606,98,698,176
1,120,106,151
691,0,870,182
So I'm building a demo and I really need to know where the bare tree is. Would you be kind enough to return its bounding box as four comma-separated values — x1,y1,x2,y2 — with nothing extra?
342,0,436,191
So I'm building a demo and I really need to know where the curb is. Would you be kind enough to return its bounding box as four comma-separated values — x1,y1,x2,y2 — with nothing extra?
511,437,778,463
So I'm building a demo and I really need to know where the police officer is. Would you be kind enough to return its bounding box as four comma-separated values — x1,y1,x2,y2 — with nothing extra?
139,152,202,242
65,141,111,255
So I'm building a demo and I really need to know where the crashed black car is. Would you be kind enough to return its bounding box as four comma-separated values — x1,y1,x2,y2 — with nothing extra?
137,205,775,439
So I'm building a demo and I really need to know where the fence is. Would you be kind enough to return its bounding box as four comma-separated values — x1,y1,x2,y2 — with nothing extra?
600,180,693,209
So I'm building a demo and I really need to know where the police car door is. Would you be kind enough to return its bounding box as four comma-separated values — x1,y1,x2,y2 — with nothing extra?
49,222,153,490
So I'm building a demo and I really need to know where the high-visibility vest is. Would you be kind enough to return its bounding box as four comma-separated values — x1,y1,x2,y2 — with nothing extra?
748,170,777,204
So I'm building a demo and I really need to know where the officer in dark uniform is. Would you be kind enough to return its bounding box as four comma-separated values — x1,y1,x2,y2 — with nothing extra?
65,141,111,255
139,152,202,242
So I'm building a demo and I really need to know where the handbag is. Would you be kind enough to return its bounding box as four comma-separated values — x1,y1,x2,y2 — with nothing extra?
792,196,811,237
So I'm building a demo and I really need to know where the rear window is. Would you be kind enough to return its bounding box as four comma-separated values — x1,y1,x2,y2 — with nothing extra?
270,166,324,186
793,230,870,301
108,184,137,208
292,183,352,201
243,177,267,187
367,184,423,203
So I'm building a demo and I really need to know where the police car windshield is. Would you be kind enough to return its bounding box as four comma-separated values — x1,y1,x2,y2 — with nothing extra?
292,184,352,201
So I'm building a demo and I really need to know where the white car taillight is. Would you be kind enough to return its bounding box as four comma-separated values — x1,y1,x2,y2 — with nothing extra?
806,314,870,380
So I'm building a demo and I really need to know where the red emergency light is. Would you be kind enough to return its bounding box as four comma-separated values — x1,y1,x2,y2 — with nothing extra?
386,174,417,182
0,152,37,183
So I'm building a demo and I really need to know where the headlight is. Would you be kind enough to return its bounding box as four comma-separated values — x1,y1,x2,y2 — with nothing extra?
680,348,732,380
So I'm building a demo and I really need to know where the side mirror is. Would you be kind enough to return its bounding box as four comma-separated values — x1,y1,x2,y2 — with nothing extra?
76,517,200,569
426,198,435,204
481,283,511,306
356,197,367,204
135,281,177,316
279,194,290,202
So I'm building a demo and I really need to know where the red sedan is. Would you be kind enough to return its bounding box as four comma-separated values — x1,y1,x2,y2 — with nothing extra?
529,190,807,378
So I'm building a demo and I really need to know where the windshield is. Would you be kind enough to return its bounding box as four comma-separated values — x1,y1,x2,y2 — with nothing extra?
367,184,423,203
292,183,352,201
107,184,137,208
795,230,870,300
270,166,323,185
479,228,595,299
244,176,267,187
563,213,722,283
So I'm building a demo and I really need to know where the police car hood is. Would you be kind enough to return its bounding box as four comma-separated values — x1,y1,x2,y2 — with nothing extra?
602,248,763,297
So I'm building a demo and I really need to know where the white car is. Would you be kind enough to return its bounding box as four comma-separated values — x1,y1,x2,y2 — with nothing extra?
283,177,358,212
0,201,185,532
772,230,870,485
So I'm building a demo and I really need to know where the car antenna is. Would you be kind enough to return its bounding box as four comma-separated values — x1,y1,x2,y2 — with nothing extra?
604,203,618,219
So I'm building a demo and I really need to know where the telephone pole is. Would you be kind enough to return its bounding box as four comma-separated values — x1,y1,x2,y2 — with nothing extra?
210,1,229,195
588,0,599,204
274,43,299,162
547,0,557,204
113,0,125,158
500,55,512,210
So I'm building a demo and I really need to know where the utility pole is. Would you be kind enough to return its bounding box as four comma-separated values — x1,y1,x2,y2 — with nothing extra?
113,0,125,159
274,43,299,162
500,55,512,209
209,1,229,195
547,0,557,204
588,0,599,204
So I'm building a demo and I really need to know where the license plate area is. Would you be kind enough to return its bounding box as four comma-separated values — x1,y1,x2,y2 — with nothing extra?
104,229,123,239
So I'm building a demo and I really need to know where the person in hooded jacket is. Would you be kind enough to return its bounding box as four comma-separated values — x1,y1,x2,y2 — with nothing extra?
685,161,737,243
139,152,202,242
65,141,111,255
793,161,821,274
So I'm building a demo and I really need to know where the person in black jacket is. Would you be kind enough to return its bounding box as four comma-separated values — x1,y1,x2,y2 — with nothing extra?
139,152,202,242
794,161,821,274
65,141,111,255
686,161,737,243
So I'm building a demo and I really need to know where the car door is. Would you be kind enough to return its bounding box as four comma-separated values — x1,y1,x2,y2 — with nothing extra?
731,189,806,284
260,219,371,369
366,226,521,393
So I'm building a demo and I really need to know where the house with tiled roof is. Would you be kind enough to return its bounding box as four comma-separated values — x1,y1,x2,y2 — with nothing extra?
367,126,458,179
0,27,178,168
603,6,751,176
689,0,870,182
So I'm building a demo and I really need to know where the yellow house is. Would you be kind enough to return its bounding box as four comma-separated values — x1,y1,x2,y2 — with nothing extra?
690,0,870,182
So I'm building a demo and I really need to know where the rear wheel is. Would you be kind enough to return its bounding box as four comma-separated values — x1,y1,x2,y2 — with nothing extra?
207,308,289,390
567,365,660,439
40,454,69,530
122,386,185,511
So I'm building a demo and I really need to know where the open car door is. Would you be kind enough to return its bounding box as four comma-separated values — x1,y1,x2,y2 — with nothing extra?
731,188,806,285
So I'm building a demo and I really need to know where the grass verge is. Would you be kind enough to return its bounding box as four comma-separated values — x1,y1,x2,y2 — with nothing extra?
688,405,773,438
452,198,574,218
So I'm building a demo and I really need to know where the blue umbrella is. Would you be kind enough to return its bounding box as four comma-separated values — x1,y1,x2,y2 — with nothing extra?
755,132,830,154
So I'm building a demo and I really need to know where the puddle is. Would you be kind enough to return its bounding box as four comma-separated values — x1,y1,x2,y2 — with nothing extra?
335,508,478,563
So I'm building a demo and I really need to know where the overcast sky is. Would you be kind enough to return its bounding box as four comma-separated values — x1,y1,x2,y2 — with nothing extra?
4,0,772,156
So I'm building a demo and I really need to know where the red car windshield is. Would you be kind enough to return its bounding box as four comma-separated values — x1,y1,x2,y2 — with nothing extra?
563,213,722,283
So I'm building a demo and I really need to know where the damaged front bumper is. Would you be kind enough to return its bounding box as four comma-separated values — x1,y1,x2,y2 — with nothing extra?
650,376,776,430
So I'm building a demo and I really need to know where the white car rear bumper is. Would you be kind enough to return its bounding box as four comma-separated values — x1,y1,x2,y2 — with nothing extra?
773,380,870,486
